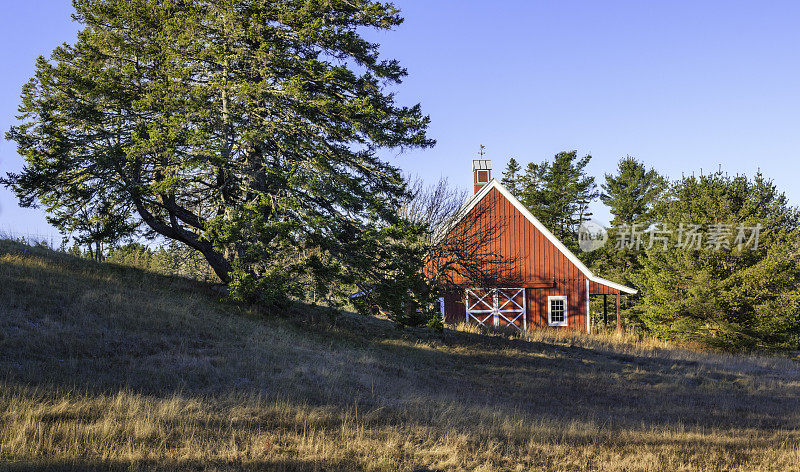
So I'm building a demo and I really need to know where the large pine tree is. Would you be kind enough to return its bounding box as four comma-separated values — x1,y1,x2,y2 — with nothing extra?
586,157,666,330
639,172,800,349
500,157,522,195
4,0,433,307
600,156,666,226
505,151,598,249
591,157,666,286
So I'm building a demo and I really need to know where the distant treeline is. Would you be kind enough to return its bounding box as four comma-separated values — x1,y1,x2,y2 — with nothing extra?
66,241,220,283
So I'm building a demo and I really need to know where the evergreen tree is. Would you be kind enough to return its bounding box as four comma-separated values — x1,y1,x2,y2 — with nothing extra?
639,171,800,349
3,0,433,309
518,161,548,222
590,157,666,298
501,158,522,196
546,151,598,241
514,151,598,248
601,156,666,226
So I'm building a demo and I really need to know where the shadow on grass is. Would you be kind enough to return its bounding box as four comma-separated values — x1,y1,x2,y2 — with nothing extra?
1,240,799,433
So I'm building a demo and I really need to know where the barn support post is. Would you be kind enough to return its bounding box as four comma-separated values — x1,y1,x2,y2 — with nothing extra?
615,293,621,334
586,280,590,334
492,289,500,327
464,291,469,324
603,294,608,328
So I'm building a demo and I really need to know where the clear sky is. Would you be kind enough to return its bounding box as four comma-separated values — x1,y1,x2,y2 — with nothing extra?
2,1,799,241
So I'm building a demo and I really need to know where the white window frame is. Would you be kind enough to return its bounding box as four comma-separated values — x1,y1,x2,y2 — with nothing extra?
548,295,568,327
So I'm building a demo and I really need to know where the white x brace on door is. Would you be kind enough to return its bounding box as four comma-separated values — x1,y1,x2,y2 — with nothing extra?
465,288,527,331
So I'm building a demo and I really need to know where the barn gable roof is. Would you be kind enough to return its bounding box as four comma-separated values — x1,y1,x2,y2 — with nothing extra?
442,179,637,295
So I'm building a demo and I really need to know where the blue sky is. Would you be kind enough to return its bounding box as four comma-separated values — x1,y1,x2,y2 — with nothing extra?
2,1,800,241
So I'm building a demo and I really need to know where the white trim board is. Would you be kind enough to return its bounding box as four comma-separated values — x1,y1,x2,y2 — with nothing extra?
438,179,637,295
586,279,591,334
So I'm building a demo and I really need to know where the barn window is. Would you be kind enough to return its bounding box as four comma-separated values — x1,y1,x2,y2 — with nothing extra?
476,170,490,183
548,296,568,326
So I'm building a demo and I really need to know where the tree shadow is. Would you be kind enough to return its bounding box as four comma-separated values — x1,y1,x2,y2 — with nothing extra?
1,241,799,438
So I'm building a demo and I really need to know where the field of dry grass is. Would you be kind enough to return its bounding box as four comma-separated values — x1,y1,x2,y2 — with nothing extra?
1,239,799,471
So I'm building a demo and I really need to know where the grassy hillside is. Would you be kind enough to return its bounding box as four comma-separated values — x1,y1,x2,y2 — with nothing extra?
1,240,799,471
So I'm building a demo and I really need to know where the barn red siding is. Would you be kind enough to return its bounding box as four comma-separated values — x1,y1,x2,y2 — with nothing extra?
441,187,590,331
445,188,584,282
588,280,621,295
443,291,465,324
524,281,588,330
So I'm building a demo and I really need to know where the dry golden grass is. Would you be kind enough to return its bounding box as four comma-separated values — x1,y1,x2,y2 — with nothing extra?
1,239,799,471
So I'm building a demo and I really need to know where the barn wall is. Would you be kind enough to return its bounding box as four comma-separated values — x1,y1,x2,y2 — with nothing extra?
445,188,588,284
441,187,590,331
588,280,621,295
526,279,587,330
442,291,465,324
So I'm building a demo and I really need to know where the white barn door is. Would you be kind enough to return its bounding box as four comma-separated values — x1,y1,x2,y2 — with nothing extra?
465,288,527,331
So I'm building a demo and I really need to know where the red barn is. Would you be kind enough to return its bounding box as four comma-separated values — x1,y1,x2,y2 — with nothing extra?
438,159,636,333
